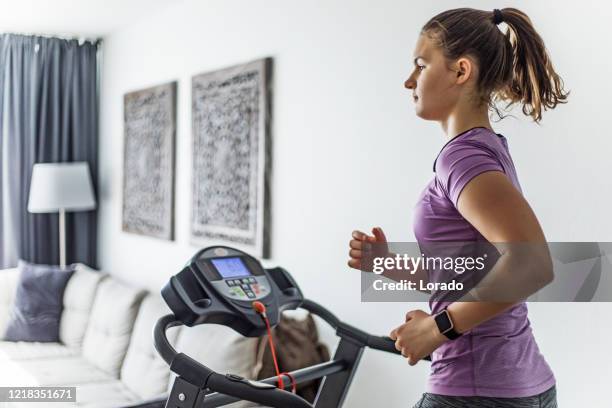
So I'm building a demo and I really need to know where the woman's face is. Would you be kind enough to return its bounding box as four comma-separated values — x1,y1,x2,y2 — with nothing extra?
404,34,465,121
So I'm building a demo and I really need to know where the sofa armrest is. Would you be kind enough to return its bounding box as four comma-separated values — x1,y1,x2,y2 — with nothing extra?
0,268,20,335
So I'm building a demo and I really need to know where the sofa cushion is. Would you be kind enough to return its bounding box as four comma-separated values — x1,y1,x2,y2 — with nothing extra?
121,295,181,399
0,268,19,335
3,380,139,408
0,340,79,360
167,323,260,408
74,380,141,407
82,278,146,377
60,263,106,348
174,323,259,377
0,356,114,386
3,261,75,342
1,381,141,408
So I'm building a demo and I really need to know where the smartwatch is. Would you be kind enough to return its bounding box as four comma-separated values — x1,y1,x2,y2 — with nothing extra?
434,308,462,340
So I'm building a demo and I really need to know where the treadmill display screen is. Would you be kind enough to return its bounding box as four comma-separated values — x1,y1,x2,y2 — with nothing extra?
211,257,252,279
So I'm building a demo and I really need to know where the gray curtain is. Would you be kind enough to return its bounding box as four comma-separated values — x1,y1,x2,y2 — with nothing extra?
0,34,99,268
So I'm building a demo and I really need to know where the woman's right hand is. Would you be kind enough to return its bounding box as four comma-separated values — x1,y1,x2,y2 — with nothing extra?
348,227,389,272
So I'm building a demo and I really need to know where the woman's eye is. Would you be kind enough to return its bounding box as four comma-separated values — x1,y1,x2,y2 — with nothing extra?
417,65,425,71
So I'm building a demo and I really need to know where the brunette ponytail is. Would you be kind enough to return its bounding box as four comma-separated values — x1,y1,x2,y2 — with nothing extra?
422,7,569,123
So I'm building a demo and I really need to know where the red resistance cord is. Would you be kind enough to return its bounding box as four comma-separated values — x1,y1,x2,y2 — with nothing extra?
252,301,297,393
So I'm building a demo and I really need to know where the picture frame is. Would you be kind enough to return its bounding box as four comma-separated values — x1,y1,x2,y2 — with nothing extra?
122,81,177,240
191,58,272,257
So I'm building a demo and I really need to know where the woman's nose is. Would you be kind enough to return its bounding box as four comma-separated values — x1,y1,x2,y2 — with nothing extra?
404,77,416,90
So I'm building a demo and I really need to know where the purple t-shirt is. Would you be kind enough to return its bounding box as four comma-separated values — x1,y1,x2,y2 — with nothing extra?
413,127,555,397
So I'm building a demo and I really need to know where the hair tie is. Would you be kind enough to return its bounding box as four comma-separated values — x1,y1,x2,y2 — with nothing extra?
492,9,504,25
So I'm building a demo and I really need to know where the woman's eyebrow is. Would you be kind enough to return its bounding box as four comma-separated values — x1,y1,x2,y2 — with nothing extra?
413,56,426,65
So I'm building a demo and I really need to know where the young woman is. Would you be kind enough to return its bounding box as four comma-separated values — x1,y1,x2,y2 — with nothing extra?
348,8,568,408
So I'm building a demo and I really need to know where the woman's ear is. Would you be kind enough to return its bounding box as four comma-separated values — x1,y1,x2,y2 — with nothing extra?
454,57,474,85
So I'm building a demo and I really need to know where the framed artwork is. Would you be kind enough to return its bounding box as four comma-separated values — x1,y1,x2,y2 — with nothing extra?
122,81,177,240
191,58,272,257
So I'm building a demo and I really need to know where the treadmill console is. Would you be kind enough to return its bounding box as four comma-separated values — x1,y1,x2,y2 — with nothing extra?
199,253,271,301
162,246,303,336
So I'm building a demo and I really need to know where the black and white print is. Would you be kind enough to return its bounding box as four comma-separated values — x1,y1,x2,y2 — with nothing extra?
191,58,271,257
122,82,176,240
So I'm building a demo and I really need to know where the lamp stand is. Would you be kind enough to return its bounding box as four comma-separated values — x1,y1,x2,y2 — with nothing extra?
59,208,66,269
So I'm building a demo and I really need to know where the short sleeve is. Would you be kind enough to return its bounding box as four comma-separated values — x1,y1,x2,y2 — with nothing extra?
435,141,505,208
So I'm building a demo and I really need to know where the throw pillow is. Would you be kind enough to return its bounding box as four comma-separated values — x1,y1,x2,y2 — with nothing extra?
3,260,75,342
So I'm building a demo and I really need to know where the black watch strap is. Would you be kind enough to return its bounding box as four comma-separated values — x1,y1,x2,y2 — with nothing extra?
434,309,462,340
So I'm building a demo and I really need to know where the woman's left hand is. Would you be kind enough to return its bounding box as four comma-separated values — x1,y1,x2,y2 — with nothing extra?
389,310,448,365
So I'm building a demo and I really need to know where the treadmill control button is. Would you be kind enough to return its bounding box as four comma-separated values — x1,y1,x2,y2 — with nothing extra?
225,373,275,390
246,291,255,298
232,287,246,298
245,379,276,390
226,280,235,286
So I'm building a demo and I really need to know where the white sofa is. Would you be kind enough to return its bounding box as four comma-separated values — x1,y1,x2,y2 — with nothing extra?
0,264,260,408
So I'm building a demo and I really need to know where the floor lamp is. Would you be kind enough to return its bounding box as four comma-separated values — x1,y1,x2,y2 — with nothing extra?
27,162,97,269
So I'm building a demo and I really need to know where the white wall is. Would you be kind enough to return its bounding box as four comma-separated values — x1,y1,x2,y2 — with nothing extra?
98,0,612,405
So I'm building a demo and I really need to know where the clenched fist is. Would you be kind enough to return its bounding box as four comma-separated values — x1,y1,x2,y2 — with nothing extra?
348,227,389,272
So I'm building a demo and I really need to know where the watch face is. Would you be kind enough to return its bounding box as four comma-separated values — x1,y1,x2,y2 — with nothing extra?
435,310,453,333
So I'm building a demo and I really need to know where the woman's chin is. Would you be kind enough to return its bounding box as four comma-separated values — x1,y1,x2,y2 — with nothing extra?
414,107,437,121
414,104,426,118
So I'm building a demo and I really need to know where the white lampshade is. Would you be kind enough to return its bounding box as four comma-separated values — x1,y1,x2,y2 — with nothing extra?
28,162,97,213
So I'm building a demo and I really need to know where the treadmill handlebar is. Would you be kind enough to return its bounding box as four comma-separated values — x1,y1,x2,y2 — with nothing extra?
154,314,313,408
300,299,431,361
366,335,432,362
207,372,312,408
153,299,432,408
153,314,181,366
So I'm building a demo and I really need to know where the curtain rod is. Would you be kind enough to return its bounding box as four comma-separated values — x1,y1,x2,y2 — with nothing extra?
1,31,103,46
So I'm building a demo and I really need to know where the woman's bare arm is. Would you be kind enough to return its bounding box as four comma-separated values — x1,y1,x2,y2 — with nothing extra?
446,170,553,333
